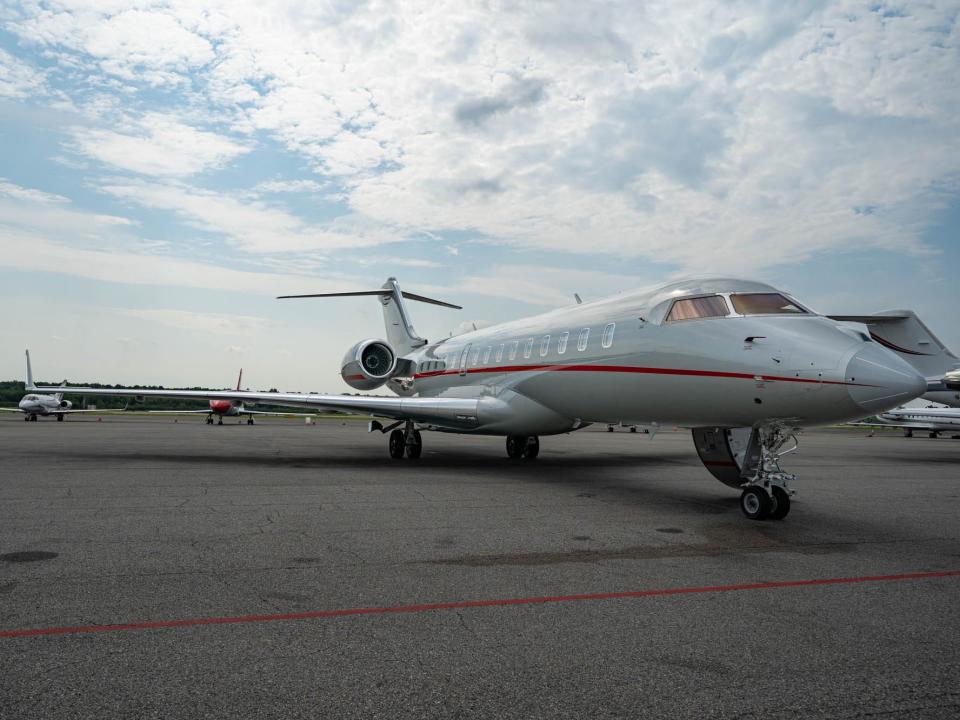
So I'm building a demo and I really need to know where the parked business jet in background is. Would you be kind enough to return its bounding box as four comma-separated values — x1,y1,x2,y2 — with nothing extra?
856,405,960,438
3,351,109,421
147,369,318,425
828,311,960,407
33,277,927,520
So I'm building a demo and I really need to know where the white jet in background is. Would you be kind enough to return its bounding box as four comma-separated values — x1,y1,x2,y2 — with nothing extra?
3,351,110,421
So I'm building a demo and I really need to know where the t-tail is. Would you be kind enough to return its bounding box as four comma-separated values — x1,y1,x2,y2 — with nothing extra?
278,277,461,354
828,310,959,388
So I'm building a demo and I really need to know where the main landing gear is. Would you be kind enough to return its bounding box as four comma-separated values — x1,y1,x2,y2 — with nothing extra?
387,421,422,459
246,417,255,425
506,435,539,459
57,414,64,421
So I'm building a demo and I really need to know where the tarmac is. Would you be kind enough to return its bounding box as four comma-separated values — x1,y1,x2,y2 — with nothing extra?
0,414,958,719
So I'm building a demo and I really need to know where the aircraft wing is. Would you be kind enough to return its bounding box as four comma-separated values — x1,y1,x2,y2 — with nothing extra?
28,386,482,429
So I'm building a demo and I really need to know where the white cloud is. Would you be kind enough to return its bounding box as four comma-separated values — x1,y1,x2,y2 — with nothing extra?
11,6,214,85
0,229,350,296
98,179,391,252
0,47,45,98
115,308,271,335
70,113,250,176
0,178,69,204
2,0,959,277
254,179,325,194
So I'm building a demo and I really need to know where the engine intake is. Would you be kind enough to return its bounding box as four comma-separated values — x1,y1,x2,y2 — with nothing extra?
341,339,397,390
58,399,72,409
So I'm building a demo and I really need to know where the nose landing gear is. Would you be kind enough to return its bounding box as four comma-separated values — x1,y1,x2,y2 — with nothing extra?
738,426,797,520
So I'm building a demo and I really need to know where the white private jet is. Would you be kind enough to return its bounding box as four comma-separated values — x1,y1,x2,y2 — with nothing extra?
827,311,960,408
3,351,110,421
32,277,927,520
856,405,960,438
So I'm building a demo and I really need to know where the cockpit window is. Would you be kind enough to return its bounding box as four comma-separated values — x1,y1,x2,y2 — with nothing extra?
666,295,730,322
730,293,806,315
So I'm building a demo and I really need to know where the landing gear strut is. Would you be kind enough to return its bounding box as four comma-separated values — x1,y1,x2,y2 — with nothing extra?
30,415,38,422
506,435,539,459
738,426,797,520
217,417,223,426
206,415,214,425
388,421,422,459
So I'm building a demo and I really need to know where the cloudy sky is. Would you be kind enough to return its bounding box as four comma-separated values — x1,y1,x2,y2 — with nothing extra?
1,1,957,391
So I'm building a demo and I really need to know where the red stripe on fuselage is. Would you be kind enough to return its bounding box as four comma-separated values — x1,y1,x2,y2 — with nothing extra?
413,364,869,386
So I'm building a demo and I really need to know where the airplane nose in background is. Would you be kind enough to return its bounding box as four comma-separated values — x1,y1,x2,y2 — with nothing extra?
846,345,927,413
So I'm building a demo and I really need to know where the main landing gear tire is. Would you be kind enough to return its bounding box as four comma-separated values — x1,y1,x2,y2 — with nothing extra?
57,414,64,422
24,416,30,422
406,430,423,459
740,487,772,521
769,486,791,520
389,429,405,459
506,436,539,459
246,418,255,425
30,415,38,422
903,429,913,438
217,417,223,426
929,431,939,439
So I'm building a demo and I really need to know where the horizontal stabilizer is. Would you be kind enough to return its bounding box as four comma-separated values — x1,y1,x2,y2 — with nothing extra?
278,289,461,310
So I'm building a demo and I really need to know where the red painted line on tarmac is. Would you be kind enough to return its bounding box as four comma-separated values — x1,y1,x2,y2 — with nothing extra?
2,570,957,640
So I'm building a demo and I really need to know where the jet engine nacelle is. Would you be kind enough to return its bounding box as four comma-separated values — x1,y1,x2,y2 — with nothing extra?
945,369,960,390
58,399,72,410
341,339,398,391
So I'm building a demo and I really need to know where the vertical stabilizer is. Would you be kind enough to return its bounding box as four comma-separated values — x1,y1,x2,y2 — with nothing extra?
379,277,428,354
236,369,243,391
25,350,34,390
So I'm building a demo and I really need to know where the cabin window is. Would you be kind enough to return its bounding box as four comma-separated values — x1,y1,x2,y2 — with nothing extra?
602,323,615,348
471,347,480,366
730,293,807,315
482,347,491,364
540,335,550,357
666,296,730,322
523,338,534,359
496,344,504,362
508,341,519,361
558,331,569,354
577,328,590,351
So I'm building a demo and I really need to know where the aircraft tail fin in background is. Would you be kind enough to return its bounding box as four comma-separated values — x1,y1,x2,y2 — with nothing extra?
25,350,34,390
236,368,243,391
828,310,959,381
278,278,462,354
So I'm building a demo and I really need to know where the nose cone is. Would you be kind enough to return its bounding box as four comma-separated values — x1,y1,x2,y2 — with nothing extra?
846,344,926,413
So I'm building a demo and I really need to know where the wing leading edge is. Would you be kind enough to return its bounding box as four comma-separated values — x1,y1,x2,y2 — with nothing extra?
29,385,482,429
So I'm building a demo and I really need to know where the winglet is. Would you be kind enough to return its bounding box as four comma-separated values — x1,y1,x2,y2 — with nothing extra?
25,349,34,390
